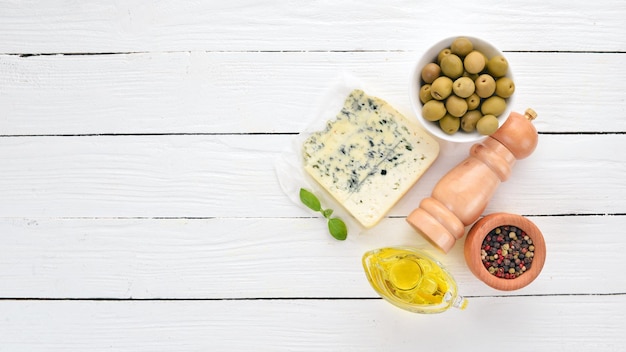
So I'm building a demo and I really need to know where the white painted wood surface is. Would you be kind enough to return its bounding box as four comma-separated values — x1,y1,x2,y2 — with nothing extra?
1,1,624,350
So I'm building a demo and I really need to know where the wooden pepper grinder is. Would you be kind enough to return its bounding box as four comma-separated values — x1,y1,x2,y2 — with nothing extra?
407,109,538,253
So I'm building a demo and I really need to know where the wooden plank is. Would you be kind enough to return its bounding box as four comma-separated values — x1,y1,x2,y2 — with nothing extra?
0,216,623,298
0,2,622,350
0,1,624,53
1,52,624,135
0,134,624,218
0,296,623,351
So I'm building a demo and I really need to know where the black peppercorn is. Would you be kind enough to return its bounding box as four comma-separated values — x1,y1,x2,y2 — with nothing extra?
480,225,535,279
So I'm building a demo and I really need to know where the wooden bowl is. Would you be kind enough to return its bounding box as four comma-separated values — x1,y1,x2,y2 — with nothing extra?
464,213,546,291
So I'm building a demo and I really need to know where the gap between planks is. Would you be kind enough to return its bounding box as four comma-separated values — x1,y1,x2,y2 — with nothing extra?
1,292,625,301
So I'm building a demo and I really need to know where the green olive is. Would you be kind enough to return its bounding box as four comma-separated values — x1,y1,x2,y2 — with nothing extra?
463,51,486,74
440,54,464,79
452,77,475,98
445,95,468,118
476,114,499,135
422,100,446,121
430,76,453,100
475,74,496,98
437,48,452,64
481,96,507,116
495,77,515,98
419,84,433,104
466,93,481,110
439,113,460,135
451,37,473,57
421,63,441,84
487,55,509,77
461,110,483,132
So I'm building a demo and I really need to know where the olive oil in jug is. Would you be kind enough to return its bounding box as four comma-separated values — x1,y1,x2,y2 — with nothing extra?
362,247,468,313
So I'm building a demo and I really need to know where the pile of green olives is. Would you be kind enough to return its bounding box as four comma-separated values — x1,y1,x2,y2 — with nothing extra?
419,37,514,136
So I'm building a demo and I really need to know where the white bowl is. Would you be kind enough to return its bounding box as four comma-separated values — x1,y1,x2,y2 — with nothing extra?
409,36,515,143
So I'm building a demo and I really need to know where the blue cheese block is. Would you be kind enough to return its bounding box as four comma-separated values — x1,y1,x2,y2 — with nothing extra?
303,89,439,228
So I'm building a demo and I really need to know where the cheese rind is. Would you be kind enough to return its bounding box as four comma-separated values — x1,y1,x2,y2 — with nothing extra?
303,89,439,228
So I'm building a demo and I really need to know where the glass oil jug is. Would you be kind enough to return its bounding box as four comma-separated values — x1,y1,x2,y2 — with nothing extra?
362,247,468,313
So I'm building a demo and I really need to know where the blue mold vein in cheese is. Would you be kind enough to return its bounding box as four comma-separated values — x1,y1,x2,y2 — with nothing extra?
303,89,439,228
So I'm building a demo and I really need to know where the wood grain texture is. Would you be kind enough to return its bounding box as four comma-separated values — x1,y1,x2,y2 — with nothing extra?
1,0,625,350
0,134,624,218
0,297,624,351
1,52,624,135
0,216,623,298
0,0,624,53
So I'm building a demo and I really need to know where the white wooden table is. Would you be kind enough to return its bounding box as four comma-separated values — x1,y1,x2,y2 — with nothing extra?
1,1,625,350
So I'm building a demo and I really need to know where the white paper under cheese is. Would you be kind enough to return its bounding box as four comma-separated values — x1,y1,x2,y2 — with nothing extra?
303,89,439,228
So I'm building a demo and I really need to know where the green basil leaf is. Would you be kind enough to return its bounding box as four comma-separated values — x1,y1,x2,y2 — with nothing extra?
299,188,321,212
299,188,347,241
328,218,348,241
